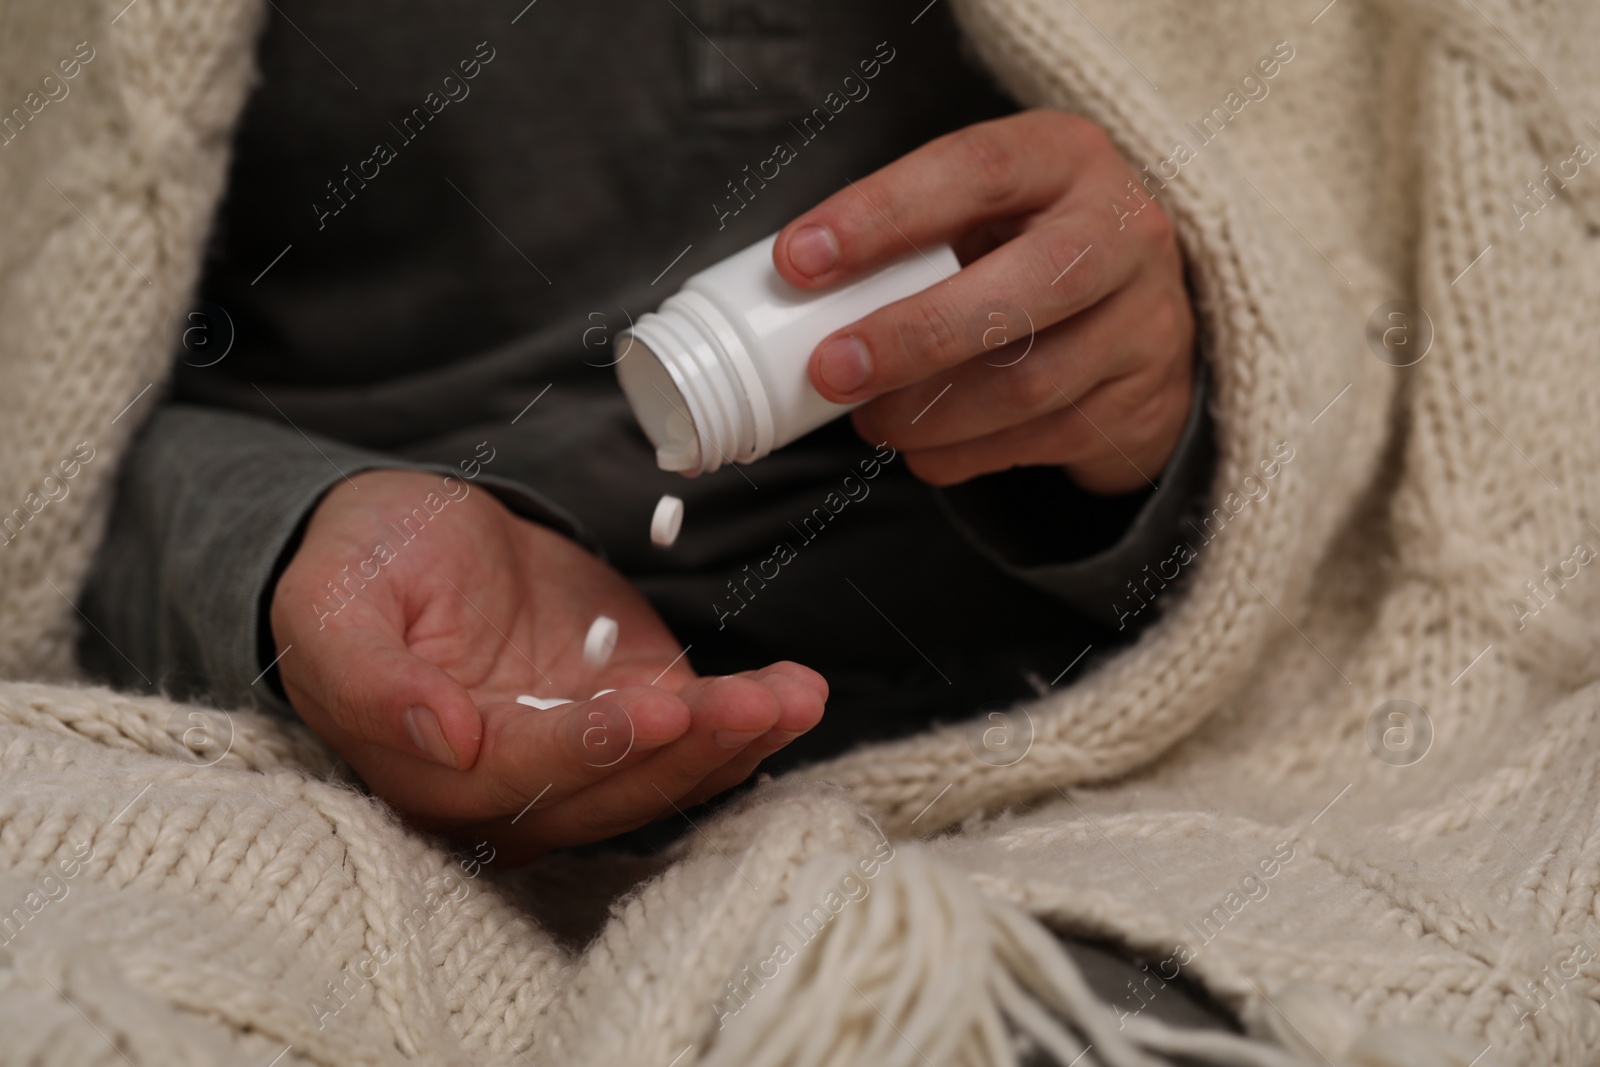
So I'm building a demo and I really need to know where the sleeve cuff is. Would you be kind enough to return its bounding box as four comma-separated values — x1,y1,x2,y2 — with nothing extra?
77,405,597,720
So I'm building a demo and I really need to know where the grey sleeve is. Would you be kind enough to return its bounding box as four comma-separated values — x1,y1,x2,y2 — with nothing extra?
933,356,1214,633
76,403,595,717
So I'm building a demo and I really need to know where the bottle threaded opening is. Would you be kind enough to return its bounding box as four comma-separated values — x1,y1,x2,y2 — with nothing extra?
617,300,765,475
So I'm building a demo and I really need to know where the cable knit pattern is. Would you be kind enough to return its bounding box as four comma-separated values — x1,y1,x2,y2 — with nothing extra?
0,0,259,680
2,0,1598,1064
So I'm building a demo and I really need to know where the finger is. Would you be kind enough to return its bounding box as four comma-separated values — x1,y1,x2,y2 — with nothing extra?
749,660,830,719
526,671,789,844
284,618,485,771
670,662,828,807
641,671,787,770
371,685,693,828
803,206,1146,405
901,360,1194,491
474,686,691,802
850,285,1153,452
773,109,1105,289
453,664,827,859
416,659,822,827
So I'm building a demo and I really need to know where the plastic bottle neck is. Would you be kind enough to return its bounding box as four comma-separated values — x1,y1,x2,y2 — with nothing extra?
617,291,774,475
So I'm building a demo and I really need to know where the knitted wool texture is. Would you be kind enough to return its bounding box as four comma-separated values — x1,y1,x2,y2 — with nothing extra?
1,0,1597,1064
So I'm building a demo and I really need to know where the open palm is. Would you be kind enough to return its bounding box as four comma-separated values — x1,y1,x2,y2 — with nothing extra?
270,469,826,863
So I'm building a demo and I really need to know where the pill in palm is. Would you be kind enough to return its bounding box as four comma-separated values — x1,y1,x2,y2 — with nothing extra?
650,494,684,547
516,694,574,710
584,615,619,666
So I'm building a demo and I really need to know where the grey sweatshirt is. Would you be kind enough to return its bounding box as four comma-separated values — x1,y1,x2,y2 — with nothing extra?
77,0,1215,776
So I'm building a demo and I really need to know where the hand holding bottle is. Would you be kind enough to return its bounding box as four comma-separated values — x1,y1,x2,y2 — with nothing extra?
774,109,1197,494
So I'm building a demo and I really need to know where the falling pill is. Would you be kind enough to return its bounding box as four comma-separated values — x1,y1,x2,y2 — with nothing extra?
650,494,684,547
516,694,575,710
584,615,619,667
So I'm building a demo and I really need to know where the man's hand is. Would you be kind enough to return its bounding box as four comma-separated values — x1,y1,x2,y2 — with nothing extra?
774,109,1196,494
269,469,826,863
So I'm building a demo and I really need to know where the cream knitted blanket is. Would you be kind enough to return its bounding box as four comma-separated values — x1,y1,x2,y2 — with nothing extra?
3,0,1597,1064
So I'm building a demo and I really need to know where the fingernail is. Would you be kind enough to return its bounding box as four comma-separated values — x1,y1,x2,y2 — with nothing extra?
815,335,871,394
788,224,839,277
714,728,770,749
766,729,805,745
404,705,457,768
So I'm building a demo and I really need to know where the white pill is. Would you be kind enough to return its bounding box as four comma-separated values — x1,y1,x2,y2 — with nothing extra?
583,615,619,667
516,694,574,710
650,494,684,547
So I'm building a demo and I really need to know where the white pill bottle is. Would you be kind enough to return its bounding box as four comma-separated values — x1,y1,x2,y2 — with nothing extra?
616,233,957,476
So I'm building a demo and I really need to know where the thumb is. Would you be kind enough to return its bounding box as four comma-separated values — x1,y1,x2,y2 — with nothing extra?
292,625,485,770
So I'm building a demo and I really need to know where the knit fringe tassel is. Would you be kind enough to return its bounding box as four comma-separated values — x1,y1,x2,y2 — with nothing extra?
695,844,1307,1067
